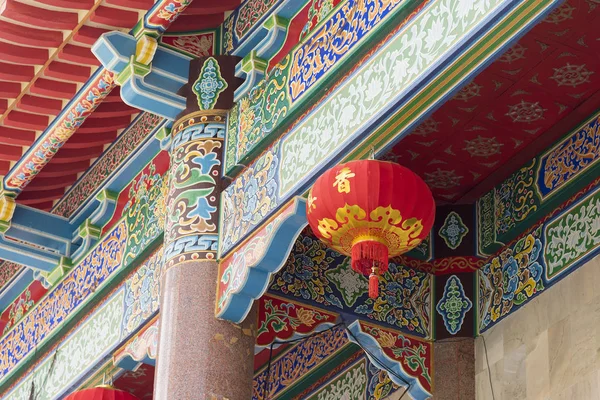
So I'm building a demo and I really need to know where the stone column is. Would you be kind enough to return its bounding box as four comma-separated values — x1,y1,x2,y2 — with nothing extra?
433,338,475,399
154,57,254,400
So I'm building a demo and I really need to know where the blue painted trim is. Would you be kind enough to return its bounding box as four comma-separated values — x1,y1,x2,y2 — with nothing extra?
115,355,156,371
88,192,119,229
94,31,190,120
216,197,307,324
92,31,135,72
0,203,81,267
70,233,98,264
0,118,165,271
0,237,61,272
120,76,186,119
7,204,74,255
347,320,431,400
0,269,32,314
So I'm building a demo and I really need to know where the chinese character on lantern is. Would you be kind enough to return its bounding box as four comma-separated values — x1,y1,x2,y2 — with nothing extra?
306,160,435,299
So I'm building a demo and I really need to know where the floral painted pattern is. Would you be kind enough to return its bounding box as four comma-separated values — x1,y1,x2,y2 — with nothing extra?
223,0,507,254
544,187,600,280
305,359,368,400
220,142,280,255
123,162,168,265
256,295,337,347
269,231,431,338
478,229,544,330
122,249,163,337
279,0,506,195
6,70,115,193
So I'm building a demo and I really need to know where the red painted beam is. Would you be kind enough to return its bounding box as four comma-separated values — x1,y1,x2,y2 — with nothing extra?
17,188,66,204
77,115,132,133
183,0,240,15
17,95,63,116
167,13,224,32
0,42,48,65
104,0,154,10
46,61,91,83
34,0,94,10
0,143,23,162
90,6,140,29
36,160,91,177
73,25,110,46
0,81,22,98
94,102,137,118
0,160,10,175
30,78,77,100
62,130,117,148
104,89,124,103
58,44,100,66
51,146,105,163
0,21,63,48
26,175,79,190
0,0,78,31
0,98,6,113
0,62,34,82
4,111,49,131
0,127,36,146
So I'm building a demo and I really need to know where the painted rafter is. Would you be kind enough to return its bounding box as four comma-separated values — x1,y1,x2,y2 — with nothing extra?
0,0,249,318
0,0,192,200
0,0,146,180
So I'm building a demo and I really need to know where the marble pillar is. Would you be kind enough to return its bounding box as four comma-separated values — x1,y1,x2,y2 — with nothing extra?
433,338,475,400
154,56,254,400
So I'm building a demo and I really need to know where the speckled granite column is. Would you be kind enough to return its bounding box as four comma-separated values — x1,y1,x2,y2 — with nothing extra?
433,338,475,400
155,258,255,400
154,56,254,400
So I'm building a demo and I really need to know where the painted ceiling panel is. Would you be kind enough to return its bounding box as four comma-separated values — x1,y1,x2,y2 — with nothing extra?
0,0,242,210
384,0,600,204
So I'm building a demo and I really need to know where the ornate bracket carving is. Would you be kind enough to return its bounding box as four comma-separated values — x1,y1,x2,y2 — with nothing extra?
216,197,307,323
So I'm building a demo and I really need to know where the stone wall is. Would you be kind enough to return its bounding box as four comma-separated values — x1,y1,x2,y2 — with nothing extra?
475,254,600,399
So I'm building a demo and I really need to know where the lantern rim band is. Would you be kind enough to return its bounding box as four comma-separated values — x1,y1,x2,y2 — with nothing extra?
351,235,388,248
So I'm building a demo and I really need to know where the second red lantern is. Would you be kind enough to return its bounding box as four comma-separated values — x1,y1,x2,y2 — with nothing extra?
306,160,435,298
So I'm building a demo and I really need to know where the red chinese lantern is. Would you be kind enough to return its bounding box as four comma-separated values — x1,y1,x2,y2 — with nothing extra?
64,386,140,400
306,160,435,299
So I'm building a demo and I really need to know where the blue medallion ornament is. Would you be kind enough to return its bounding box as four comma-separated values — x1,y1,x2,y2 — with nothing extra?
436,275,472,335
438,211,469,250
193,57,228,110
